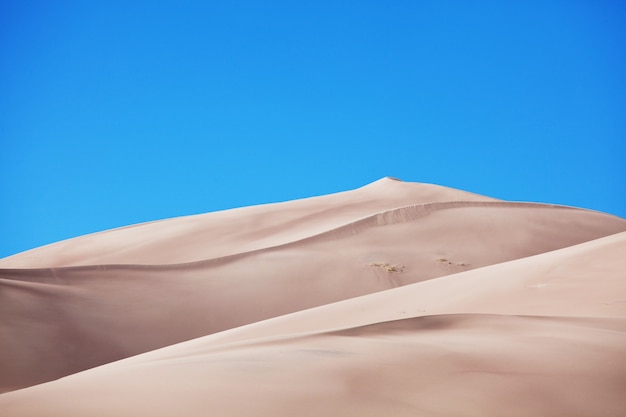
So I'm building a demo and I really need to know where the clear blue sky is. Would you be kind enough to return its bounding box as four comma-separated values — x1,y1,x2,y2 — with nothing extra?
1,1,625,259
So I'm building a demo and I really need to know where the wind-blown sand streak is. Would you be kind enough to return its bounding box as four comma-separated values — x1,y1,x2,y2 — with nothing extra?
0,178,625,416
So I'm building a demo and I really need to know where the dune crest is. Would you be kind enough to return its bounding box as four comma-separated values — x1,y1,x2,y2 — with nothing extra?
1,179,625,416
0,178,499,268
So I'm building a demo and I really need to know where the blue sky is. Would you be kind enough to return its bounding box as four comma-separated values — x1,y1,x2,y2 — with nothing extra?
1,0,625,259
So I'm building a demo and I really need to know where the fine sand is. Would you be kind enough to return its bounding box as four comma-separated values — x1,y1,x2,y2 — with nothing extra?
1,177,625,416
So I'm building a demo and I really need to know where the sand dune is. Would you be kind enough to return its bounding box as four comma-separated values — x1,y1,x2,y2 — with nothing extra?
1,178,625,416
0,178,498,268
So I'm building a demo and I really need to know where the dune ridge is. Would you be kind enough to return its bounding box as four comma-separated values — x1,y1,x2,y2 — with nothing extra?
0,177,500,268
2,199,621,272
1,178,625,416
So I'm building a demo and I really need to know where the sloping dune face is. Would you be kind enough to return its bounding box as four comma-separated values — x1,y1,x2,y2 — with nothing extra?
1,178,625,416
0,178,499,268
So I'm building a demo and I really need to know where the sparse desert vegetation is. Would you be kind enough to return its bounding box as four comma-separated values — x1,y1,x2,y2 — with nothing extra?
369,262,405,273
436,257,471,269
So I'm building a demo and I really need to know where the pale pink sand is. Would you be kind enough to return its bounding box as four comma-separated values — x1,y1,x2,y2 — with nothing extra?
0,178,498,268
1,178,625,416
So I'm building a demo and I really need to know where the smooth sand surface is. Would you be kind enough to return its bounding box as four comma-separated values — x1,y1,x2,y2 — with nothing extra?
1,178,625,416
0,178,498,268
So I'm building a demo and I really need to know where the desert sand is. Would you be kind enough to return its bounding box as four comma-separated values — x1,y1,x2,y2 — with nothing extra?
1,177,625,416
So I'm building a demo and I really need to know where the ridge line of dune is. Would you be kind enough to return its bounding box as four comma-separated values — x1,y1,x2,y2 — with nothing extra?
100,313,626,368
287,200,594,249
0,178,408,256
0,200,601,276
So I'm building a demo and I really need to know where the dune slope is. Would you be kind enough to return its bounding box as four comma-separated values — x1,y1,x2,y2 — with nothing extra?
1,178,625,416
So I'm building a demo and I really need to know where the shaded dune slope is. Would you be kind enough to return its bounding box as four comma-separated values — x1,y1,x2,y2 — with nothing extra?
1,178,625,416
